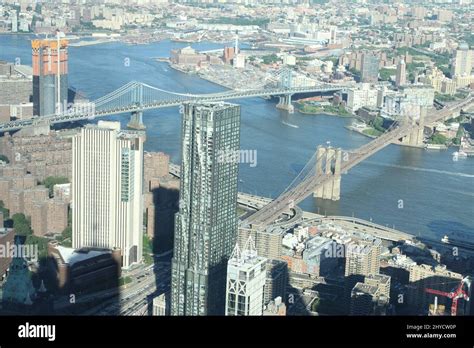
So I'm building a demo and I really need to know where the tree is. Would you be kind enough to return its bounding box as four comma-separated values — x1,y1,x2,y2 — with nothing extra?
60,226,72,247
429,133,448,145
379,68,396,81
12,213,32,236
0,154,9,163
371,116,386,132
25,235,49,259
41,176,69,197
262,54,280,65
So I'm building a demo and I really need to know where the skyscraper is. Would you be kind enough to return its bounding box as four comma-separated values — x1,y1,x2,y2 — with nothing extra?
343,237,382,311
361,53,379,83
32,38,68,116
72,121,144,269
345,238,382,278
171,102,241,316
225,237,267,316
396,59,407,87
451,42,473,77
10,11,18,33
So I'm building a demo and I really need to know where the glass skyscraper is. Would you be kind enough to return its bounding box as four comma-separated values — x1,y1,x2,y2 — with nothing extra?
171,102,241,316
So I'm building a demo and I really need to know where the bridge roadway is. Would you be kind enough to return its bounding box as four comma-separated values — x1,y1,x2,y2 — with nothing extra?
0,84,346,133
168,164,414,242
245,95,474,226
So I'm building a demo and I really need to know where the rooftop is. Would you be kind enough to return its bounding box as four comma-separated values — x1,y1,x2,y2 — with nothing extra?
352,282,378,296
0,227,14,236
365,273,391,285
55,245,113,267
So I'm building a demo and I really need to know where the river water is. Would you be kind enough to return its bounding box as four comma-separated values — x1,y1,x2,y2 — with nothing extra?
1,35,473,241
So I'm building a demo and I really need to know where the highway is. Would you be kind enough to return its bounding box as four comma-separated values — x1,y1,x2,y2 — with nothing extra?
54,262,170,315
53,263,157,310
306,216,414,242
90,263,170,316
170,163,416,242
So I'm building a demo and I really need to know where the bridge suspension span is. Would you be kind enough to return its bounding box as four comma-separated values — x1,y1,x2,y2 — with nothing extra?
244,95,473,227
0,68,345,133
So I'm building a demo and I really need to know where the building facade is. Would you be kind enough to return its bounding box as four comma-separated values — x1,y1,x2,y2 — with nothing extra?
72,121,144,269
396,59,406,87
264,259,288,306
225,238,267,316
171,102,241,316
407,264,463,313
47,241,122,293
451,43,473,77
152,292,170,316
32,38,68,116
346,83,378,112
361,52,379,83
345,238,382,278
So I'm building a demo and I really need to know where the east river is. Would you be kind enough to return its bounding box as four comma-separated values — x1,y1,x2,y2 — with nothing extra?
1,35,473,241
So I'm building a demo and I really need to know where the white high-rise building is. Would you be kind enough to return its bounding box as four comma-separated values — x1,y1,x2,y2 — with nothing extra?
10,11,18,33
451,43,473,77
346,83,378,112
233,53,245,69
225,237,267,316
72,121,144,268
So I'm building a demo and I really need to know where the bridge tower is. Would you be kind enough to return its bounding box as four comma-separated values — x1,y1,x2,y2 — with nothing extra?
276,94,294,113
127,83,146,130
314,145,342,201
400,106,426,147
276,67,294,113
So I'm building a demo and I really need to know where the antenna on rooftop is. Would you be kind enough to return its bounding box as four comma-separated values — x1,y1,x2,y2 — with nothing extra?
242,235,257,260
230,242,241,262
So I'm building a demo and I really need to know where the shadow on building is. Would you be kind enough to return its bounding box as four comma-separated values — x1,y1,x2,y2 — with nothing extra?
268,261,315,316
4,241,123,315
143,181,177,316
148,184,179,254
0,235,58,315
146,251,172,316
400,274,471,316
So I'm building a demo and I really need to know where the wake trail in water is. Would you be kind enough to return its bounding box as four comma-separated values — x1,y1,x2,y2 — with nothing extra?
281,121,299,128
365,161,474,178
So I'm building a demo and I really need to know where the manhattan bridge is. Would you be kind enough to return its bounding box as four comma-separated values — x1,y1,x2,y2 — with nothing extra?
0,68,343,132
0,68,472,227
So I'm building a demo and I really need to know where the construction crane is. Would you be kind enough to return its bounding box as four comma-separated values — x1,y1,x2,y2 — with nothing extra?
425,278,470,316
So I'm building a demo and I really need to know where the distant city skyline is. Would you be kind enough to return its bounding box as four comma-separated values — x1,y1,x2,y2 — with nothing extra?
0,0,473,320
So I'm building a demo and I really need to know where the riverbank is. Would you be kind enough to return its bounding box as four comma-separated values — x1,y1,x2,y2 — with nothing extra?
168,62,248,91
299,108,352,117
345,125,378,139
296,101,352,118
69,38,119,47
